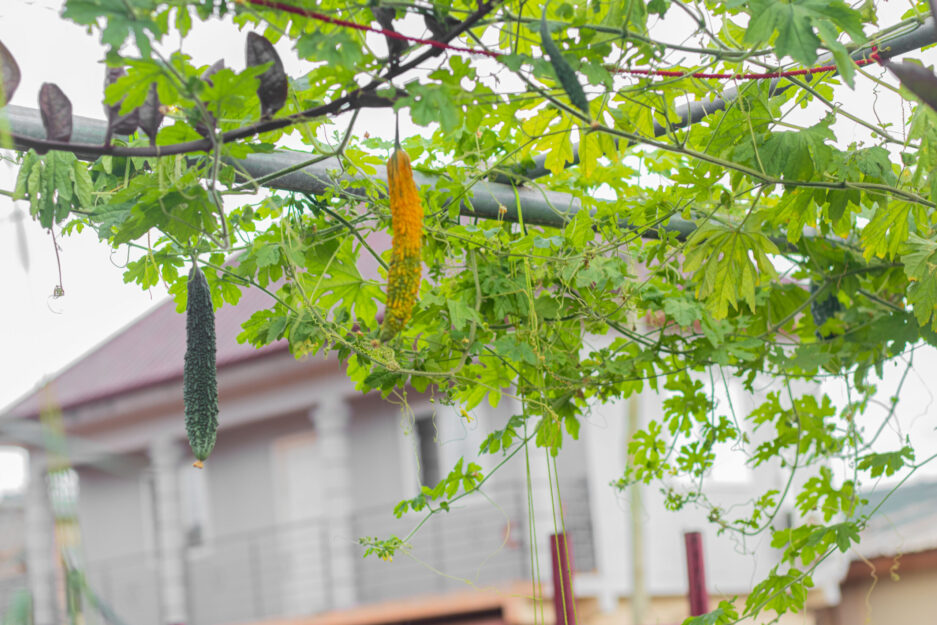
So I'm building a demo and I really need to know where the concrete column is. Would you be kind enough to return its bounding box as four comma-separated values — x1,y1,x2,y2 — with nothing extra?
148,438,189,625
626,393,648,625
582,396,627,613
24,454,57,625
500,392,561,596
311,398,357,609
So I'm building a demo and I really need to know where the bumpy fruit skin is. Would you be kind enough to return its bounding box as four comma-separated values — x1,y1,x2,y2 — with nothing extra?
184,264,218,467
810,282,842,340
540,10,589,116
380,148,424,342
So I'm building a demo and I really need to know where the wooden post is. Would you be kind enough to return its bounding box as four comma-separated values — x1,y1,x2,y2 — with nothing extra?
550,533,575,625
684,531,709,616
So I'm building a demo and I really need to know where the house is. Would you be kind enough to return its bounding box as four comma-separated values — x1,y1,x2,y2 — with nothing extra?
813,480,937,625
0,285,811,625
0,493,26,613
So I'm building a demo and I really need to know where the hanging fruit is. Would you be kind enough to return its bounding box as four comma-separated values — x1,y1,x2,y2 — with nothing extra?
380,145,424,342
540,8,590,117
184,263,219,468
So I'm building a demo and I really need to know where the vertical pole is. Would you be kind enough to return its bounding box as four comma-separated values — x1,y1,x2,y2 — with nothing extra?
626,393,647,625
25,455,57,625
515,484,528,579
684,532,709,616
433,520,446,593
311,398,357,609
320,521,333,611
148,438,189,625
550,533,575,625
249,537,264,619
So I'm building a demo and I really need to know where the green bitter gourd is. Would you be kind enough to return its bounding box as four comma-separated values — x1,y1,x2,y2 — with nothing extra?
184,263,218,468
540,8,590,117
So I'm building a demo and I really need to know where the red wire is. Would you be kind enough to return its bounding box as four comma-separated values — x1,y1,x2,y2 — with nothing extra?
240,0,884,81
619,50,881,80
240,0,500,57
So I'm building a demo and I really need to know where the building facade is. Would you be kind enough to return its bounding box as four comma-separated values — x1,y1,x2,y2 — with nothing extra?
0,494,26,615
1,287,801,625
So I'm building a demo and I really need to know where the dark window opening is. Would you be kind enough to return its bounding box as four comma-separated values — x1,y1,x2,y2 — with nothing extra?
415,417,440,487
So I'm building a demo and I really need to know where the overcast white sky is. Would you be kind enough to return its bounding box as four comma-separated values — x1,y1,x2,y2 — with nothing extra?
0,0,403,495
1,1,936,497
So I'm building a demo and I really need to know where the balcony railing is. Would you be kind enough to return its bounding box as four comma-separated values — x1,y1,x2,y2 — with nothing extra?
78,478,593,625
0,576,29,620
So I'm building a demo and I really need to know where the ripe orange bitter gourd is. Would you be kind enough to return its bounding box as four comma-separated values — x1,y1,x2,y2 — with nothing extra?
380,147,423,342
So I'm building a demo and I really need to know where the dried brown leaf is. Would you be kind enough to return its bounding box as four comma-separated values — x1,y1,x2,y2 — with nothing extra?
202,59,225,85
104,67,139,138
0,39,20,106
195,60,225,137
138,83,164,146
885,59,937,114
372,6,396,31
246,32,288,118
38,83,72,143
423,12,459,40
372,7,406,61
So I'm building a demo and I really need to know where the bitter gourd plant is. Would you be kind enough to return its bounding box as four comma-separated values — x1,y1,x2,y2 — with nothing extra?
14,3,937,622
379,145,423,342
184,263,218,468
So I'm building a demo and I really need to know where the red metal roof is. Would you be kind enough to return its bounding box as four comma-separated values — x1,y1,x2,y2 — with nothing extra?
2,286,288,421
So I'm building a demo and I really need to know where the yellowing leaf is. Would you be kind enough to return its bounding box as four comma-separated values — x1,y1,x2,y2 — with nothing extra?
684,223,779,318
540,116,575,175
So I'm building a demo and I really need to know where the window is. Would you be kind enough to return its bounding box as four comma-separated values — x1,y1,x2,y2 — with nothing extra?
708,375,752,484
140,473,156,556
415,416,441,487
662,369,753,485
271,431,323,524
0,447,26,497
46,467,79,519
140,461,212,553
179,463,211,548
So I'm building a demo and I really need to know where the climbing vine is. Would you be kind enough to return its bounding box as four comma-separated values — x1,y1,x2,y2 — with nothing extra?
4,1,937,623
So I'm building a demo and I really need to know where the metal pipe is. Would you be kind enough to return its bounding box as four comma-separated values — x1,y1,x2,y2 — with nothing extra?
684,531,710,617
517,17,937,181
2,104,702,237
2,17,934,239
550,532,576,625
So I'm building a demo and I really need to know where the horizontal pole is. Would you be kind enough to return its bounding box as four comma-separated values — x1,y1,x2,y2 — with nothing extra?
517,16,937,181
2,104,705,239
0,420,146,475
3,18,933,245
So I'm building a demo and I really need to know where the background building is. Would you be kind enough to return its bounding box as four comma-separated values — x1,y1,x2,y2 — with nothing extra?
0,287,808,625
814,480,937,625
0,493,26,613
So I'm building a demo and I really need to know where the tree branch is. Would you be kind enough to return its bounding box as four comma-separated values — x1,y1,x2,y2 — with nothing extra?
5,0,501,158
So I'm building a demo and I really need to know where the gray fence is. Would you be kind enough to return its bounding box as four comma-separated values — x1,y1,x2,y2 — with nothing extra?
74,478,594,625
0,576,28,619
83,553,160,625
